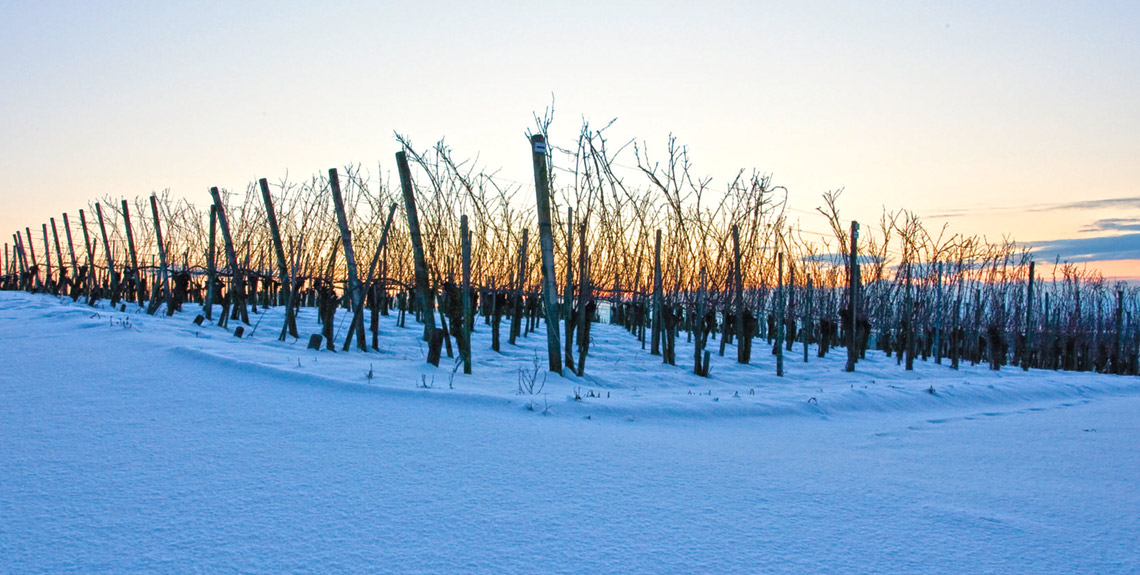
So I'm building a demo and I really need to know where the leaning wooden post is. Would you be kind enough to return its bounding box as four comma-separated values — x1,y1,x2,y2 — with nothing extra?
1113,288,1124,374
804,275,813,363
50,219,67,293
461,214,473,374
328,168,367,352
732,225,748,364
120,200,146,305
48,219,64,276
397,150,437,344
78,210,94,274
904,260,915,371
146,194,172,315
564,207,575,369
352,203,398,349
651,229,664,357
94,205,115,301
77,210,95,301
530,134,563,374
208,187,249,325
576,221,591,376
258,178,298,340
695,267,709,376
1023,260,1035,371
509,229,528,345
13,233,27,274
41,224,55,291
203,205,217,320
61,215,78,278
845,220,860,372
776,252,785,377
934,261,944,364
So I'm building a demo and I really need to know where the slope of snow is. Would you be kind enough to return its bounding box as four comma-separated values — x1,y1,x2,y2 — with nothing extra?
1,292,1137,573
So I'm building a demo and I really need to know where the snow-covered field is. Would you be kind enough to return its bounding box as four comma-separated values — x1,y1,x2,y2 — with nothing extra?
1,291,1137,573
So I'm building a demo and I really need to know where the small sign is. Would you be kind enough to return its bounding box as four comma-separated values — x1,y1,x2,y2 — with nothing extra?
533,141,547,154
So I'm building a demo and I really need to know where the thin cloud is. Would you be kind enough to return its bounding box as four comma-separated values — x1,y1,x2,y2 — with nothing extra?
1081,218,1140,233
931,195,1140,219
1030,233,1140,263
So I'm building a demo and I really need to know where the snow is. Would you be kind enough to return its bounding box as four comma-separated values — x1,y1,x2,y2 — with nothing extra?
1,291,1137,573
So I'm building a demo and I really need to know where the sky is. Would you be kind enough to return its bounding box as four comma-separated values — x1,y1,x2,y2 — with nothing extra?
2,1,1138,278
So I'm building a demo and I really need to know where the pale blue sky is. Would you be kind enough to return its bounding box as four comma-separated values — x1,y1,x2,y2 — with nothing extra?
3,1,1139,272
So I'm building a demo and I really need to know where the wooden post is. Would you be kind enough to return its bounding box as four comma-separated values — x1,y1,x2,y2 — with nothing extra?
576,221,590,376
61,214,78,278
49,218,64,280
25,227,42,290
51,220,67,293
208,187,249,325
845,221,860,372
119,200,144,305
204,205,217,320
564,207,575,369
805,275,813,363
352,203,399,349
695,267,708,376
732,225,747,364
327,168,367,352
94,205,115,301
1114,288,1124,374
935,261,944,365
147,194,172,315
1022,260,1035,371
776,252,785,377
78,210,94,274
530,134,563,374
259,178,298,340
13,233,27,274
904,260,914,370
461,214,472,374
786,263,796,352
651,229,664,357
396,151,438,344
509,229,528,345
42,224,54,291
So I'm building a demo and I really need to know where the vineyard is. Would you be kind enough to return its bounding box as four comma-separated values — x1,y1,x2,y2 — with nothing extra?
4,119,1138,380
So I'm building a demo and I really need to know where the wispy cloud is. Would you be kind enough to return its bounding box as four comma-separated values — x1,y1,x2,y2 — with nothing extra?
1081,218,1140,233
931,195,1140,219
1030,233,1140,263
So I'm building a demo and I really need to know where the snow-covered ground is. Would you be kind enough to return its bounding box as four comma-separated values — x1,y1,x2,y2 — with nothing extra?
1,291,1137,573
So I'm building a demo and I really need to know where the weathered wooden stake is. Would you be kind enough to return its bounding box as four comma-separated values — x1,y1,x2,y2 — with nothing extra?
42,224,54,290
651,229,664,357
204,205,217,320
208,187,249,324
397,151,438,346
776,252,785,377
327,168,367,352
732,225,748,364
530,134,563,374
845,220,860,372
805,275,813,363
509,229,528,345
61,215,78,278
934,261,944,364
576,221,590,376
147,194,172,315
461,214,472,374
695,267,709,376
564,207,575,370
94,205,115,301
904,260,914,371
1023,260,1035,371
120,200,145,305
258,178,298,340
